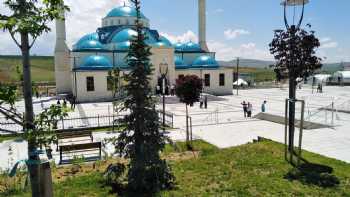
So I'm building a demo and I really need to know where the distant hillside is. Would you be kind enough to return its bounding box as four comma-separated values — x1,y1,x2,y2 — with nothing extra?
218,59,275,69
219,58,348,73
0,55,54,82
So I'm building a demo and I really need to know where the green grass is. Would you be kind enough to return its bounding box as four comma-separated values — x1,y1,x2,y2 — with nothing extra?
0,55,276,83
3,140,349,197
0,55,54,83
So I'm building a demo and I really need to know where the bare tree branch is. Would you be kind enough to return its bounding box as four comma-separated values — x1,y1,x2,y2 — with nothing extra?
29,35,37,49
0,127,20,134
9,30,21,48
0,105,23,120
0,108,24,126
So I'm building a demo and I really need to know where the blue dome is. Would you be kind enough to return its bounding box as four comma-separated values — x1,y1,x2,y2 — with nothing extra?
183,41,201,52
106,6,147,19
111,28,158,48
174,56,190,69
192,55,219,68
113,41,131,50
74,33,100,50
78,55,112,70
75,40,104,50
174,42,184,51
159,36,172,46
111,28,137,43
153,41,173,48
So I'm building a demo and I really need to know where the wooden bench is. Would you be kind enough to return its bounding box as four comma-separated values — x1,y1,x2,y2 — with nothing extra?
56,130,93,150
59,142,102,164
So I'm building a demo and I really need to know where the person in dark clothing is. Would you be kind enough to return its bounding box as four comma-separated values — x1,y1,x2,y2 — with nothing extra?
241,101,248,117
204,96,208,109
57,100,61,105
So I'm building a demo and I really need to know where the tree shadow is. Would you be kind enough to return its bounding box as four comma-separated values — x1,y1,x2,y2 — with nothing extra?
284,160,340,188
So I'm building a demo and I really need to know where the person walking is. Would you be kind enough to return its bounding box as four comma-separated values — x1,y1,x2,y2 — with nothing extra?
261,100,267,113
247,102,253,118
204,96,208,109
241,101,248,117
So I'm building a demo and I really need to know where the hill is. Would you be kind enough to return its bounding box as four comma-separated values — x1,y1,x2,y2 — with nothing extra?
0,55,54,83
219,58,348,73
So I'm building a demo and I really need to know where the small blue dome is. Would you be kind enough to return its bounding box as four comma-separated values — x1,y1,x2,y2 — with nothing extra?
78,55,112,70
174,42,184,51
106,6,147,19
113,41,131,50
111,28,137,43
159,36,172,46
183,41,201,52
75,40,104,50
153,41,173,48
111,28,158,47
74,33,100,50
174,56,190,69
192,55,219,68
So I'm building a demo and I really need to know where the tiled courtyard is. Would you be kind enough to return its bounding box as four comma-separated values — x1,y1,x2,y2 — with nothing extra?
1,85,350,170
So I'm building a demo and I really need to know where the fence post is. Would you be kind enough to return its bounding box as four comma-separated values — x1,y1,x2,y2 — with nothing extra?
108,106,111,126
97,114,100,127
172,114,174,128
61,117,64,130
331,102,334,126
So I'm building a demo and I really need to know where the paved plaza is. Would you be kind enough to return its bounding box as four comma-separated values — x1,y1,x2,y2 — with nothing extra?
1,85,350,170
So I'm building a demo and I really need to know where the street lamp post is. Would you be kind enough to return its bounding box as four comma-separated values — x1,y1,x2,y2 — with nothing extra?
281,0,309,161
159,61,169,132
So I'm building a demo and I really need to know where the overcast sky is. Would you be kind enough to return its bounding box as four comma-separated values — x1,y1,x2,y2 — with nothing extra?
0,0,349,62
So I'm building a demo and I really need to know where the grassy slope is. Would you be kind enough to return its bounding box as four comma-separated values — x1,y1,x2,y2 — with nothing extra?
0,56,275,83
3,140,349,197
0,55,54,83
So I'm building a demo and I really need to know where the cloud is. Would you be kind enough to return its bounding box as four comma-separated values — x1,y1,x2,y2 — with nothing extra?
0,0,128,55
208,41,273,61
319,37,338,49
213,8,224,14
224,29,250,40
160,30,198,44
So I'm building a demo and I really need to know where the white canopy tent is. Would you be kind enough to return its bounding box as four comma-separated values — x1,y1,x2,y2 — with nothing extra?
233,78,248,86
333,71,350,83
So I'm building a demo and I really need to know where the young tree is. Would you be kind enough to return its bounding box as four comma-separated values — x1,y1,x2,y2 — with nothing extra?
115,0,174,193
175,75,203,146
269,25,322,162
0,0,69,195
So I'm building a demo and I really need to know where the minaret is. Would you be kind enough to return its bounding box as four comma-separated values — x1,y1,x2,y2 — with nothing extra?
54,8,72,94
199,0,209,52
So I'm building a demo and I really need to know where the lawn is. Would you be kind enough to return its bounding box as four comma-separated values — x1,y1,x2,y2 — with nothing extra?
0,55,54,83
1,140,349,196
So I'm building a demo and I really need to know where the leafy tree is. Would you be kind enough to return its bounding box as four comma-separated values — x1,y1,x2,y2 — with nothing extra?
0,0,69,195
269,24,322,163
175,75,203,146
114,0,174,193
0,83,68,194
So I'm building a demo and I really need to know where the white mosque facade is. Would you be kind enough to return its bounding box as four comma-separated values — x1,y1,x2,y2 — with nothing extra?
54,0,233,102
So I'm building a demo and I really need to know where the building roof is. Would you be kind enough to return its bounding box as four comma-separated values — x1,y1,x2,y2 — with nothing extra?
192,55,219,68
77,55,113,70
106,5,147,19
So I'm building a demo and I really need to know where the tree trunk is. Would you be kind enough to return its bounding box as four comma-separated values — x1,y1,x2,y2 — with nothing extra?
20,32,42,197
288,77,296,157
185,104,189,144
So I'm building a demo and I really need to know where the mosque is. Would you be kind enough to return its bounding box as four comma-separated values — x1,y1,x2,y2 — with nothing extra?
54,0,233,102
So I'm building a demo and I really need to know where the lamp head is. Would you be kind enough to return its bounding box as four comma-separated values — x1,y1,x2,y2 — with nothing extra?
281,0,309,6
159,61,169,75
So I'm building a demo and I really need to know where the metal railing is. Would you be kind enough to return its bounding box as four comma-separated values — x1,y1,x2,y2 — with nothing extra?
0,110,174,134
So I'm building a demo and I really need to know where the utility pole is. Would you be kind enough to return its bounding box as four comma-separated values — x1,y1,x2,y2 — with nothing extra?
236,57,239,96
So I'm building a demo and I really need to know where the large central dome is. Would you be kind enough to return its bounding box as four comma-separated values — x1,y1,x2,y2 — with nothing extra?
106,6,147,19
